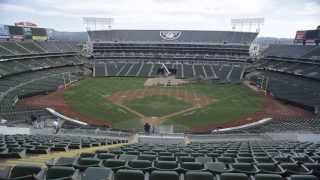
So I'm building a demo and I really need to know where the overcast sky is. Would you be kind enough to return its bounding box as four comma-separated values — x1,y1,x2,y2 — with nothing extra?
0,0,319,38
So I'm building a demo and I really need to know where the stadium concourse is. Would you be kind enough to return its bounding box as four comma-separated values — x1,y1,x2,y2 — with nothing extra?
0,28,320,180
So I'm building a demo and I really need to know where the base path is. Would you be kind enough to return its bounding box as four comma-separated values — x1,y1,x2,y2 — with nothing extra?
116,103,145,119
106,87,215,125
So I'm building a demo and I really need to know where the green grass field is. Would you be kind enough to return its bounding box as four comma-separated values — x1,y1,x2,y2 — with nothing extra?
164,83,264,131
64,78,145,129
125,95,192,117
64,77,264,131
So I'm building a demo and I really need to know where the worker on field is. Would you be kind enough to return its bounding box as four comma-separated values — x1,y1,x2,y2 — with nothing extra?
144,123,151,134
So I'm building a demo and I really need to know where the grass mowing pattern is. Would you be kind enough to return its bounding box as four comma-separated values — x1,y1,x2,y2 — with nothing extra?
64,77,145,129
164,83,264,130
125,95,192,117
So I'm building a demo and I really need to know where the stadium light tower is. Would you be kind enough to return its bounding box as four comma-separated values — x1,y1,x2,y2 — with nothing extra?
231,18,264,32
83,17,114,31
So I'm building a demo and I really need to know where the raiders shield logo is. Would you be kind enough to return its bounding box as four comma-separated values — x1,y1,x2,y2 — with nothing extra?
160,31,182,40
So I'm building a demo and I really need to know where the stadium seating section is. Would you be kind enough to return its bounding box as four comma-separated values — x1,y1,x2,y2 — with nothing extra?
94,61,245,82
0,134,126,159
225,117,320,133
251,44,320,112
91,43,251,82
1,141,320,180
0,41,80,56
89,30,255,82
262,44,320,59
0,41,86,123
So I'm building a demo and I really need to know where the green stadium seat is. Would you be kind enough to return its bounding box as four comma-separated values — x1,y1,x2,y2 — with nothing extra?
96,153,116,160
181,162,204,171
220,173,249,180
205,162,231,173
254,173,285,180
102,159,126,170
185,171,215,180
8,165,42,180
179,156,195,162
289,175,318,180
158,156,176,161
280,163,311,175
127,160,152,171
115,169,144,180
231,163,259,174
46,157,76,167
81,167,113,180
138,154,157,161
73,158,101,171
45,166,77,180
195,157,213,164
154,161,179,170
256,163,286,175
236,157,255,163
119,154,138,161
217,157,235,164
150,170,179,180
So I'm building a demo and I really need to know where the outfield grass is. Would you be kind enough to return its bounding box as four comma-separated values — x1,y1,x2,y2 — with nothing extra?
125,95,192,117
163,83,264,130
64,77,145,129
64,77,264,131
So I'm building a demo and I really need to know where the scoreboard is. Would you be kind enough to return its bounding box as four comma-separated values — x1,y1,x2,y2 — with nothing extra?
295,29,320,45
31,28,48,41
8,26,24,41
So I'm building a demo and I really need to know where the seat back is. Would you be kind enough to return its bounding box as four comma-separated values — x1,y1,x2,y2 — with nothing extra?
181,162,204,170
185,171,213,180
289,175,318,180
254,174,285,180
138,154,156,161
150,170,179,180
154,161,178,170
115,169,144,180
9,165,42,178
53,157,76,167
46,166,75,179
205,162,229,172
81,167,113,180
77,158,100,166
220,173,249,180
128,160,152,169
102,159,126,168
96,153,116,160
119,154,138,161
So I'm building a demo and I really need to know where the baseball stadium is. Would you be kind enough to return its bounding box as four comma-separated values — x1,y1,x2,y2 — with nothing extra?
0,1,320,180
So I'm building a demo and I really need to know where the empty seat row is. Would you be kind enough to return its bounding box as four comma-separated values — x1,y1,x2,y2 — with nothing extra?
1,165,318,180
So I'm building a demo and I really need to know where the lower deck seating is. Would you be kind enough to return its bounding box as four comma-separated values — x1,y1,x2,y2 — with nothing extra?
0,134,127,160
258,58,320,81
236,117,320,133
0,66,85,122
251,70,320,110
1,141,319,180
